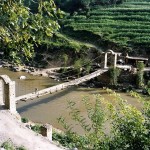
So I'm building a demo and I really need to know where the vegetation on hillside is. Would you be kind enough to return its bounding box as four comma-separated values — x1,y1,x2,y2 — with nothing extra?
0,0,99,66
61,0,150,55
1,0,149,65
33,33,97,67
54,0,124,13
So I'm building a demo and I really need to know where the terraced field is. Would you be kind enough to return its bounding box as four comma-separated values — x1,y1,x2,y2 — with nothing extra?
63,0,150,54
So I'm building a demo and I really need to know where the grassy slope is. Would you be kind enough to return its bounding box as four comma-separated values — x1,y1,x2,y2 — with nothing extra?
34,33,99,67
61,0,150,56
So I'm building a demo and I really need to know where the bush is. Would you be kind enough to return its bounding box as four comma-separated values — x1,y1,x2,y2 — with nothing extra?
136,61,145,88
16,146,26,150
58,89,150,149
31,125,41,134
1,141,15,150
1,141,26,150
108,67,121,85
147,80,150,88
21,118,29,123
52,132,77,148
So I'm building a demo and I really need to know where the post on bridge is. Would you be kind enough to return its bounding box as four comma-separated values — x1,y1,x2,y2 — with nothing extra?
102,50,121,69
0,75,16,113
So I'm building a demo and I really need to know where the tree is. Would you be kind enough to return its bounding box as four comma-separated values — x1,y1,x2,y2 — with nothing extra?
82,58,92,74
58,89,150,149
74,59,83,77
108,67,121,85
136,61,145,88
62,54,69,67
0,0,62,64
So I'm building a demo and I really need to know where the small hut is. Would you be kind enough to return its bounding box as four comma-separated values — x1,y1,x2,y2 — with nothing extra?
125,55,148,67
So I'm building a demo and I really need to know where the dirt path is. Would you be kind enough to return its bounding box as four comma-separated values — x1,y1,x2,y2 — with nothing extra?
0,109,65,150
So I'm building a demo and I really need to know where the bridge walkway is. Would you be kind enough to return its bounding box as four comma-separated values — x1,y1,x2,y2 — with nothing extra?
15,69,108,101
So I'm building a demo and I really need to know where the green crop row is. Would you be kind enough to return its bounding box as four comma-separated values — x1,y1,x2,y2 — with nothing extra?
89,15,150,21
67,21,150,29
114,28,150,33
62,0,150,52
89,11,150,16
64,17,150,26
90,8,150,15
124,2,150,5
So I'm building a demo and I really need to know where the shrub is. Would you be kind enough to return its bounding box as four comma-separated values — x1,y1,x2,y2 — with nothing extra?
16,146,26,150
1,141,15,150
108,67,121,85
21,118,29,123
58,89,150,149
31,125,41,134
147,80,150,88
136,61,145,88
1,141,26,150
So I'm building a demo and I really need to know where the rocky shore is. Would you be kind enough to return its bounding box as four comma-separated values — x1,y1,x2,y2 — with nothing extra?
0,60,70,80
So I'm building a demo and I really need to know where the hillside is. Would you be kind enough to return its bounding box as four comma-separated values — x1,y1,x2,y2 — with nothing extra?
61,0,150,57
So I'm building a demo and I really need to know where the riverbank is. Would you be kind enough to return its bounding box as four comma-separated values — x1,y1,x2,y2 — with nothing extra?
0,60,74,82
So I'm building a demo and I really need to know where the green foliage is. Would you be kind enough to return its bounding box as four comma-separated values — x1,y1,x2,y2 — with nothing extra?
62,0,150,53
0,0,62,64
1,141,26,150
54,0,124,13
58,89,150,149
21,117,29,123
58,95,107,149
137,61,145,71
74,59,83,77
31,124,41,134
108,67,121,85
83,58,92,74
16,146,26,150
147,80,150,88
62,54,69,67
52,131,78,148
73,58,92,76
136,61,145,88
1,141,15,150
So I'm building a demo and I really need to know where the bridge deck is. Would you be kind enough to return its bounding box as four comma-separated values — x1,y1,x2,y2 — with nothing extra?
15,69,108,101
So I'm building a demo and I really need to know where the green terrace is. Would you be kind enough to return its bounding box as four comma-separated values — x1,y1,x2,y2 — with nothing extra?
62,0,150,52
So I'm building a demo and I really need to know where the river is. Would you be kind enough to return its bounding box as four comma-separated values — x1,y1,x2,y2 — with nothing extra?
0,68,143,134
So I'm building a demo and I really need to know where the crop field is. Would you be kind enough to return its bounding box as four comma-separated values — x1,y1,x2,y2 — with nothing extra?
63,0,150,53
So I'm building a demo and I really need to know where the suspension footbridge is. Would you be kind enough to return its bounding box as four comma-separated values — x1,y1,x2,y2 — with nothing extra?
15,68,108,101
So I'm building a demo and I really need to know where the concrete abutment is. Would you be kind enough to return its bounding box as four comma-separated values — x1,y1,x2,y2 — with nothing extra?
0,75,16,114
